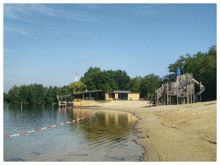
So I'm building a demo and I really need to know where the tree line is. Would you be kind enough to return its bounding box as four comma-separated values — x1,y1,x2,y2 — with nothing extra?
80,67,161,99
3,84,72,104
4,46,216,104
167,45,216,101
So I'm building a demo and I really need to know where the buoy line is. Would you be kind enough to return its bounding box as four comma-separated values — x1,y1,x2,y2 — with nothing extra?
4,116,86,139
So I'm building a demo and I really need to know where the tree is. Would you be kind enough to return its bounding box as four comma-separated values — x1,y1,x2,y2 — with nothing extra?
7,85,21,103
4,46,215,105
112,70,130,90
69,81,87,92
6,84,46,104
3,92,10,102
168,55,188,73
168,46,216,100
129,76,143,92
44,86,60,104
162,73,176,83
81,67,131,92
140,74,162,99
28,84,46,104
81,67,102,90
103,70,118,91
19,85,30,103
58,85,72,95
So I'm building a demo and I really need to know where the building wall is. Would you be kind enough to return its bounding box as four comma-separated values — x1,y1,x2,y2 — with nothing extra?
105,93,110,100
105,93,114,101
128,93,140,101
105,92,140,101
115,93,118,100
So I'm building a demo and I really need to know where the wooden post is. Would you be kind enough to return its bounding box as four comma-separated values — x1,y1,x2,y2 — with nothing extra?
77,115,79,124
193,84,196,103
199,82,202,102
156,92,159,106
163,95,165,105
166,83,168,105
190,94,192,104
186,85,188,104
176,85,178,105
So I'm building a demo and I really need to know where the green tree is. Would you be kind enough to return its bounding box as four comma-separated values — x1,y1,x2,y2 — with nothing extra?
168,55,188,73
19,85,29,103
168,46,216,100
28,84,46,104
6,84,46,104
3,92,10,102
44,86,59,104
162,73,176,83
58,85,72,95
81,67,131,92
81,67,102,90
129,76,143,92
112,70,130,90
4,84,74,105
103,70,118,90
140,74,162,99
7,85,21,103
69,81,87,92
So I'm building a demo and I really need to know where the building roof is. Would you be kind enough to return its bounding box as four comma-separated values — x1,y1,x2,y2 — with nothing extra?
72,90,134,95
112,90,131,94
73,90,103,95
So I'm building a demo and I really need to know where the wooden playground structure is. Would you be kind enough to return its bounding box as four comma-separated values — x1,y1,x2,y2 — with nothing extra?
155,70,205,105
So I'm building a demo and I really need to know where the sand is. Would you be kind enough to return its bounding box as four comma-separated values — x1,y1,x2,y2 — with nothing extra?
87,100,216,161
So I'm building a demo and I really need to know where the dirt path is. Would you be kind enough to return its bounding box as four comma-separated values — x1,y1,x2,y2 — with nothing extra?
92,100,216,161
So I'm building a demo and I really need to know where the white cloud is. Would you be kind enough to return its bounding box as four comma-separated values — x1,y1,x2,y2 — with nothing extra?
4,4,56,19
132,5,160,16
4,4,52,25
4,4,102,24
4,26,28,36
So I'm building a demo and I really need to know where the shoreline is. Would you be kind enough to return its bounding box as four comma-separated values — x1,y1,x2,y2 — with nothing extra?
86,100,216,161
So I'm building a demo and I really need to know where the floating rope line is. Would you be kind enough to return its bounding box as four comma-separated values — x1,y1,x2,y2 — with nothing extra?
4,116,86,139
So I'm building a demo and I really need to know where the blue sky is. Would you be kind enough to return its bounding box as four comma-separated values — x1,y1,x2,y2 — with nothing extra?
3,4,216,91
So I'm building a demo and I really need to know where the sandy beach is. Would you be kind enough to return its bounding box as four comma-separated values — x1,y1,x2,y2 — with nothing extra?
85,100,216,161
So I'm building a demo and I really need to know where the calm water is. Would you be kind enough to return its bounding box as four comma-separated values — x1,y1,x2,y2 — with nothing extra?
4,104,144,161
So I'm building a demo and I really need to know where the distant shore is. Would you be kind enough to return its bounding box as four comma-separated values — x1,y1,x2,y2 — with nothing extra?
85,100,216,161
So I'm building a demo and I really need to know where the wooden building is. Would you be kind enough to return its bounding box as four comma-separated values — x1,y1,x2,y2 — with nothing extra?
72,90,140,101
73,90,105,100
105,90,140,101
155,73,205,105
57,90,140,107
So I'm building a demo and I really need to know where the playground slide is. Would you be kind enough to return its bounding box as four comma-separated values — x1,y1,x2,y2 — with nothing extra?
192,79,205,96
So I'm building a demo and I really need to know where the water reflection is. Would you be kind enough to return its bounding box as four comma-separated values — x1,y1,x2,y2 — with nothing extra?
71,108,138,147
4,104,143,161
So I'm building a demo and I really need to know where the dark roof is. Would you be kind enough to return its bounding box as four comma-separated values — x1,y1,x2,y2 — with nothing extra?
72,90,132,95
73,90,103,95
112,90,130,94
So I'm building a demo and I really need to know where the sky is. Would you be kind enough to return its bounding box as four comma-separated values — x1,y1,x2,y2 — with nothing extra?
3,4,216,91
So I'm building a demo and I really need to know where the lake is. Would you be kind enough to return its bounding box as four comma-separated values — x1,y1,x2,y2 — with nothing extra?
4,104,144,161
